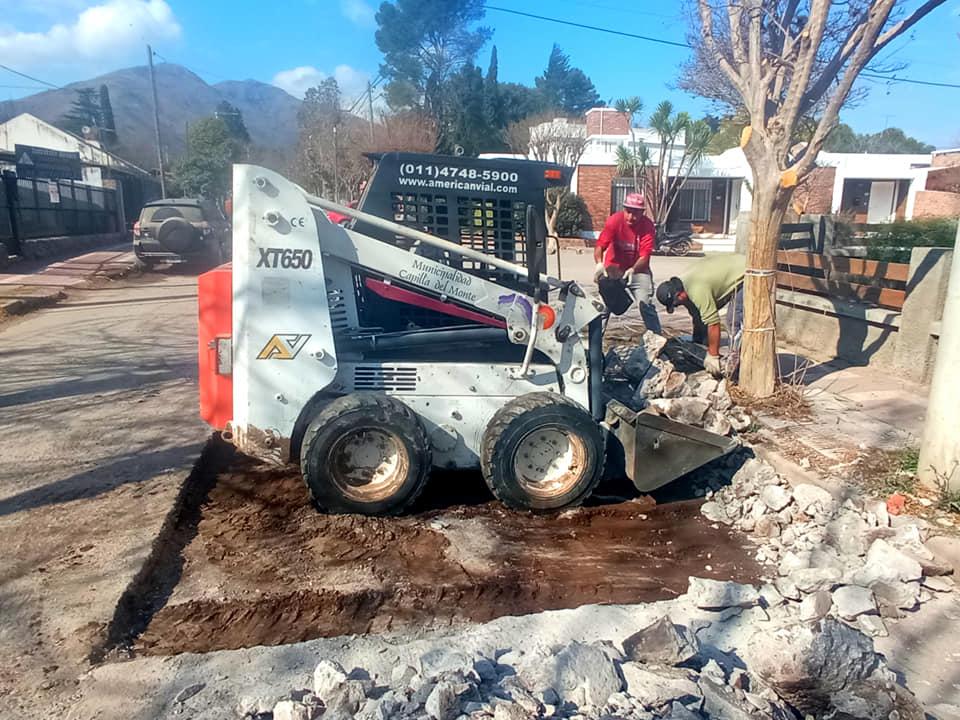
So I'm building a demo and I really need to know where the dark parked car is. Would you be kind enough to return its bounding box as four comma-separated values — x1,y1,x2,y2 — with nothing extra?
133,198,230,267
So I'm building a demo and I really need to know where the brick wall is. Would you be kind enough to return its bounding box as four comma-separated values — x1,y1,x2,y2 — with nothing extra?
577,165,618,232
585,108,629,137
932,151,960,168
792,166,836,214
913,190,960,218
926,165,960,193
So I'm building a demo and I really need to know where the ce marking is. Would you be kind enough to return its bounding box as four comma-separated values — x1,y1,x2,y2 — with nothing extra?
290,216,306,228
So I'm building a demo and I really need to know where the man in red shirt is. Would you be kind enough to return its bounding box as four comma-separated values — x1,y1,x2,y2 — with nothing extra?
593,192,662,333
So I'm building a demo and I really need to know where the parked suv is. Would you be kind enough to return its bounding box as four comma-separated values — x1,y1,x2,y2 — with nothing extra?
133,198,230,267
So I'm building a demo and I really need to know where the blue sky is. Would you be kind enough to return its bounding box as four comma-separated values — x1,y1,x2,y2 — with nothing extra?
2,0,959,147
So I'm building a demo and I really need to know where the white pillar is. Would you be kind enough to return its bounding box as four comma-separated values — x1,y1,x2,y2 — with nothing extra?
918,221,960,491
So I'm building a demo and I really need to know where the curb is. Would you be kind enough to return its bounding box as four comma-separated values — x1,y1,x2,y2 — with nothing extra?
751,442,849,499
0,260,137,320
1,289,68,317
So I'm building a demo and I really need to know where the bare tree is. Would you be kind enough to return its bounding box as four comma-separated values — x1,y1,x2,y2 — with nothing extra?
684,0,947,397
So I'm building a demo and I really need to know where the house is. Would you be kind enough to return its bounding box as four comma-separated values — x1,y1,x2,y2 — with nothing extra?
540,107,956,251
0,113,158,224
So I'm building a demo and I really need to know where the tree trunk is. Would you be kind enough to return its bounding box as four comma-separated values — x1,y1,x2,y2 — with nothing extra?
739,166,790,398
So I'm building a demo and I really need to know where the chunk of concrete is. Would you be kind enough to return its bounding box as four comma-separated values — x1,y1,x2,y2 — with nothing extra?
853,539,923,586
871,580,921,613
618,663,701,708
649,397,711,425
273,700,317,720
832,586,877,620
799,590,833,622
515,641,622,707
791,567,842,593
313,659,349,699
621,616,699,666
700,501,732,525
688,577,760,610
746,618,923,719
425,681,460,720
760,484,792,512
792,483,837,515
825,512,871,557
856,614,888,638
925,535,960,574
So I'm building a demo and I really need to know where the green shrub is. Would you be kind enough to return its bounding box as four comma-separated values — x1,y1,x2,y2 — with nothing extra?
555,192,589,237
855,218,958,263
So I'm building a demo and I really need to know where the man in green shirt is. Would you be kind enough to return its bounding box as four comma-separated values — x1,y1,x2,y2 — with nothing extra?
656,254,746,377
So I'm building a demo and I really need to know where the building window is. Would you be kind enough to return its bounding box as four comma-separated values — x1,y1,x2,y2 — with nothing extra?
676,179,711,221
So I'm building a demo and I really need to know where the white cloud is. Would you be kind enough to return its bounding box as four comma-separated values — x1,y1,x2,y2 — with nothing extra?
272,64,371,104
0,0,181,69
340,0,376,26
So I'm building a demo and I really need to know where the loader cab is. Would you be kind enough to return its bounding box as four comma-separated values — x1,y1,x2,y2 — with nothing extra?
346,152,571,332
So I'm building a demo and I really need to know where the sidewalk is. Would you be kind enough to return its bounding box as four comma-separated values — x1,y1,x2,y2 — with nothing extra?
0,246,135,316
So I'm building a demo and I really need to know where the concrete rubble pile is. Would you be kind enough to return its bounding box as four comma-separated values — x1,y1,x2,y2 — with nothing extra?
698,454,956,641
239,605,935,720
603,333,752,437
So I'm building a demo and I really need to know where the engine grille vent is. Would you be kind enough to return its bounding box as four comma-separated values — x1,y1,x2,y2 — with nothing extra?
327,288,349,331
353,365,418,392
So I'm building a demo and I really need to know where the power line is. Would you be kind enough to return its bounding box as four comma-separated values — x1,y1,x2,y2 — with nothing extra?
0,63,61,89
483,5,960,90
484,5,690,49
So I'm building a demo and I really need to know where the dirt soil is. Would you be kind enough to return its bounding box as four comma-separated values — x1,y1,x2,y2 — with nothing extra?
130,456,761,656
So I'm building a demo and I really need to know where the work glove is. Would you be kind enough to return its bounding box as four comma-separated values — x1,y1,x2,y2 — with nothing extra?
594,262,607,282
704,354,724,378
623,267,634,284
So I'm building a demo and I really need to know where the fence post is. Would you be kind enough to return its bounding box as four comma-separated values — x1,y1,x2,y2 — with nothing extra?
893,246,954,384
918,222,960,492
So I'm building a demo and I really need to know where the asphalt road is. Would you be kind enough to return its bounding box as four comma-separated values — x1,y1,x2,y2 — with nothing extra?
0,271,207,718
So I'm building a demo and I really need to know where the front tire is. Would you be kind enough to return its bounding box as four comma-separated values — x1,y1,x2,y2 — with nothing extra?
300,393,432,515
481,393,604,511
672,239,692,256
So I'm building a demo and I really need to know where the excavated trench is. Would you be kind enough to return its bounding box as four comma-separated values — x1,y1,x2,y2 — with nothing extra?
109,445,761,657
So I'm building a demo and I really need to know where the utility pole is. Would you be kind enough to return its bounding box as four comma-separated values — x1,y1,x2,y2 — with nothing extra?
919,221,960,493
147,45,166,198
333,125,339,203
367,80,375,143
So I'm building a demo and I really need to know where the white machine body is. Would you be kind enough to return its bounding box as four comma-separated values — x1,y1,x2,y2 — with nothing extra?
225,164,602,468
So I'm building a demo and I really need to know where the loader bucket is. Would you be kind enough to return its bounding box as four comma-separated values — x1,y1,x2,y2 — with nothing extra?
604,400,739,492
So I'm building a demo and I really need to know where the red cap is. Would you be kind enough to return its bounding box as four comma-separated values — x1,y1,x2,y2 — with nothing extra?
623,192,645,210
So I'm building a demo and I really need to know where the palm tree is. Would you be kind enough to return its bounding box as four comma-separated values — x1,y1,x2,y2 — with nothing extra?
614,96,643,191
648,101,712,228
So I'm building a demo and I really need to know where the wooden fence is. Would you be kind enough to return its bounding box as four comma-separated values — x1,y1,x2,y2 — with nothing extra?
776,250,909,311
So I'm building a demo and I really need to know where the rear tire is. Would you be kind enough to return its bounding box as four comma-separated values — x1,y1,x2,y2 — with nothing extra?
672,239,692,256
300,393,432,515
481,393,604,511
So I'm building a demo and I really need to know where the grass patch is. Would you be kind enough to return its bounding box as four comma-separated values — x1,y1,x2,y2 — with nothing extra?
860,447,919,498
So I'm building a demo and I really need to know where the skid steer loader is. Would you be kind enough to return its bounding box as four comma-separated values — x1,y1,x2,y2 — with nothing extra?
198,154,736,515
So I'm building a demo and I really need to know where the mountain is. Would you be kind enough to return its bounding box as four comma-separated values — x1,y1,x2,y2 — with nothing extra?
0,63,301,171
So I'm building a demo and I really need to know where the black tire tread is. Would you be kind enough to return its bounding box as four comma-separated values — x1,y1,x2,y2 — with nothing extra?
300,392,431,515
480,392,604,511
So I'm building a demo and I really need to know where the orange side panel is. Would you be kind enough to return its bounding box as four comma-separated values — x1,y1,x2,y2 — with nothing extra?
198,264,233,429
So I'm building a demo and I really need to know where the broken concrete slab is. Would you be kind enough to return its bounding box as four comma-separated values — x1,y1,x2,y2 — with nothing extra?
618,663,700,708
853,539,923,586
515,641,621,707
832,586,877,621
792,483,838,515
687,577,760,610
760,484,792,512
621,616,699,666
799,590,833,622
